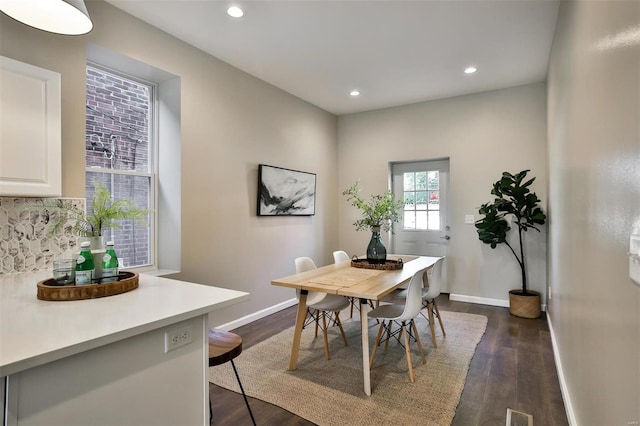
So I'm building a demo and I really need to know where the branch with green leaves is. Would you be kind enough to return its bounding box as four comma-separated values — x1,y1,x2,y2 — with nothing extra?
342,181,404,233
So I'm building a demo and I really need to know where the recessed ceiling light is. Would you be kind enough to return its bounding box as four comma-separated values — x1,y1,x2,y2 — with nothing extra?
227,6,244,18
350,90,360,97
464,67,478,74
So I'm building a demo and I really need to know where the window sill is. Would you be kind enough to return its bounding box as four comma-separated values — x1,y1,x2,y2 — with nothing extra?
138,269,180,277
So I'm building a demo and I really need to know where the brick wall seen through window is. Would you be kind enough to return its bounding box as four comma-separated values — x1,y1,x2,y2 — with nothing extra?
85,65,153,267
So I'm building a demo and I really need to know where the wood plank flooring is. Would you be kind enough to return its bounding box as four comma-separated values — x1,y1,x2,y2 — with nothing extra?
209,295,569,425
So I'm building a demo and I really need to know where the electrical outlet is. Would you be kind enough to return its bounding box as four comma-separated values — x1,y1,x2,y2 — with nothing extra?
465,214,475,224
164,324,193,353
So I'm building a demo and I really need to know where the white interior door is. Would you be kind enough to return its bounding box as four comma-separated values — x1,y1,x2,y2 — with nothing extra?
391,159,450,291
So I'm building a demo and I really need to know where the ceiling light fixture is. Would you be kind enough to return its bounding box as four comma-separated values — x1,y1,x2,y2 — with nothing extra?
227,6,244,18
350,90,360,97
464,67,478,74
0,0,93,35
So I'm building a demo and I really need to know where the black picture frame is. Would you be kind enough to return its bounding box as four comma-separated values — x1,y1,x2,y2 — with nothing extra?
257,164,316,216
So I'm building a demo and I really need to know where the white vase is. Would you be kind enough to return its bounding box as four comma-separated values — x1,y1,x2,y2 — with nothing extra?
77,236,104,250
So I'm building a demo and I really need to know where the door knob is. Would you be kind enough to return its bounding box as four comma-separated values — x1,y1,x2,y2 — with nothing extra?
441,235,451,240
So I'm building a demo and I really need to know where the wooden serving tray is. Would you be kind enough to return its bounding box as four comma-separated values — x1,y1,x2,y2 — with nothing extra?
37,271,139,301
351,258,403,270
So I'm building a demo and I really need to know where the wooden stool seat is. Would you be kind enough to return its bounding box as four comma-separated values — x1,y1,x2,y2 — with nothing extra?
208,329,256,426
208,329,243,366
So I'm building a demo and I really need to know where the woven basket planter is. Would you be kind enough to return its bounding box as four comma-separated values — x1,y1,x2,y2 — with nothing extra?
508,290,541,319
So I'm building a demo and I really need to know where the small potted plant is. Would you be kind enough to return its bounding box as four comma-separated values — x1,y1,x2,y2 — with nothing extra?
31,179,149,249
475,170,547,318
342,181,404,264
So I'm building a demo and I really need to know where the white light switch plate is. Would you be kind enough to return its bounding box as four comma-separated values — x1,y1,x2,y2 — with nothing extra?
465,214,475,224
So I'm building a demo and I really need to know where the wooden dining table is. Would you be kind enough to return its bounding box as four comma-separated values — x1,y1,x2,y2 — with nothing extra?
271,254,442,396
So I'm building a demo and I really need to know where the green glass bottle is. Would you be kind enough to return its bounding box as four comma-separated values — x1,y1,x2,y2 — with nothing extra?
101,241,119,283
75,241,95,285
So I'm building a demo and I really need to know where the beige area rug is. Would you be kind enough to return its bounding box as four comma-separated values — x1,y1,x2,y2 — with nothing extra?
209,311,488,426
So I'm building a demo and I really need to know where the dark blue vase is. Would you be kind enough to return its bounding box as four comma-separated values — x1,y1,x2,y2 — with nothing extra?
367,226,387,264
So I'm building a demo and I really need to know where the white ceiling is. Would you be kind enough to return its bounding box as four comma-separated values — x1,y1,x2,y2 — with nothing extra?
105,0,560,115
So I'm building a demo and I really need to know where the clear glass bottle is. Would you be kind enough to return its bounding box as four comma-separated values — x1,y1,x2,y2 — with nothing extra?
101,241,119,283
75,241,95,285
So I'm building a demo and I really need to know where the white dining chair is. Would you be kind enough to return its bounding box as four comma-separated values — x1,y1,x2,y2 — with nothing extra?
332,250,350,264
382,257,446,348
295,257,350,360
368,267,427,383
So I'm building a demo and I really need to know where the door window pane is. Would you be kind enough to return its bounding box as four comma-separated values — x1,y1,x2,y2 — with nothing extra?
415,171,427,190
416,211,428,230
428,191,440,209
427,171,439,190
428,211,440,230
416,191,427,210
404,192,415,210
403,172,415,191
404,211,416,230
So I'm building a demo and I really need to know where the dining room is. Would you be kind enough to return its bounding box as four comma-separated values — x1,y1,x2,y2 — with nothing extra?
0,0,638,425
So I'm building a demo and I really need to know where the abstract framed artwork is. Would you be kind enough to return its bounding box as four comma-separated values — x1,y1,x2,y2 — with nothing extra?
257,164,316,216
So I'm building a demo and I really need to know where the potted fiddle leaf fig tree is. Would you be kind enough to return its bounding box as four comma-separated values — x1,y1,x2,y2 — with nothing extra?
475,170,547,318
342,181,404,264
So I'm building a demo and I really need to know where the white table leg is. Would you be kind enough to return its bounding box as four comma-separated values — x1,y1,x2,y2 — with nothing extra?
360,298,371,396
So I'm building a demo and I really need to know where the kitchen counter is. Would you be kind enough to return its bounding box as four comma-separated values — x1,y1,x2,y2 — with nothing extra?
0,270,250,425
0,270,249,377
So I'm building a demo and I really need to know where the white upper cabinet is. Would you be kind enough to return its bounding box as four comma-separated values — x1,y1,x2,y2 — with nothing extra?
0,56,61,197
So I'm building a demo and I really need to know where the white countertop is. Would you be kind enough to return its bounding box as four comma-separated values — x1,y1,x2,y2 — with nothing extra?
0,270,250,377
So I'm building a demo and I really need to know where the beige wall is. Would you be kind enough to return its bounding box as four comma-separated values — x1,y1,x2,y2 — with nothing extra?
337,84,548,303
547,1,640,424
0,1,339,325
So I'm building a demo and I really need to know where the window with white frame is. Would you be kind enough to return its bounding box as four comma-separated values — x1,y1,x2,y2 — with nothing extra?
85,64,155,268
402,170,441,230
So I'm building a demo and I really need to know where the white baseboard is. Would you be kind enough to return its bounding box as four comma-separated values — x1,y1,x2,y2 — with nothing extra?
215,298,298,331
546,313,577,426
449,293,547,312
449,293,510,308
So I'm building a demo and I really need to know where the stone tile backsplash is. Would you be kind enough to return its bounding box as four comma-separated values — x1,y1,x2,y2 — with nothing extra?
0,197,85,274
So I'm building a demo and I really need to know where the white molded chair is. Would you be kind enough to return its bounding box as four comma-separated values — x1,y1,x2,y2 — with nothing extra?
368,267,427,383
332,250,376,318
382,257,446,348
332,250,350,264
295,257,350,360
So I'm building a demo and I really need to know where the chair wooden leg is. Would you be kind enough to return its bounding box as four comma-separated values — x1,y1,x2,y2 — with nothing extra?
433,300,446,336
314,310,319,338
411,319,426,364
369,321,385,367
427,300,438,348
402,323,415,383
384,321,393,354
321,311,330,360
335,312,348,346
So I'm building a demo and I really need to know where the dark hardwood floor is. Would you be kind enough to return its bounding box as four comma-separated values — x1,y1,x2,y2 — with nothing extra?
209,295,569,426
